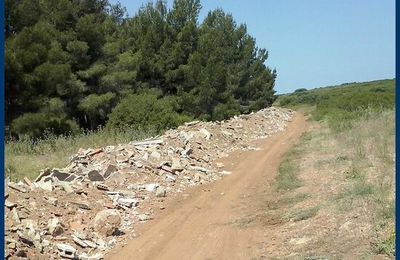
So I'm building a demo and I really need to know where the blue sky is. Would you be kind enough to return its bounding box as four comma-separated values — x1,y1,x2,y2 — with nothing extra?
109,0,395,94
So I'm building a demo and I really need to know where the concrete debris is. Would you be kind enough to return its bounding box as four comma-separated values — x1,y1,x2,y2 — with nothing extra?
199,128,211,140
155,186,166,197
93,209,121,237
5,200,17,209
35,180,53,192
8,182,28,193
184,120,200,126
87,170,105,182
131,138,163,146
47,217,64,237
4,107,293,259
61,182,74,194
44,196,58,206
138,214,151,221
116,198,139,208
103,164,117,179
57,243,77,259
144,183,159,192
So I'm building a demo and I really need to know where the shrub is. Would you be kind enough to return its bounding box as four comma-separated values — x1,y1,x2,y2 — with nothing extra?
106,92,192,133
11,112,80,139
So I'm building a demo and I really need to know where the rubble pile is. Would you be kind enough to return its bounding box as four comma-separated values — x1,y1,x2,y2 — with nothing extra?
5,107,294,259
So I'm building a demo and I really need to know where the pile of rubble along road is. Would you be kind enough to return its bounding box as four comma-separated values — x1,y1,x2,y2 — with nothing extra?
5,107,294,259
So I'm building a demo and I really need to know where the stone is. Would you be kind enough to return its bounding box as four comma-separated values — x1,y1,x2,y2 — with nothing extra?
116,198,139,208
88,148,103,156
23,177,33,187
138,214,150,221
190,166,210,174
144,183,159,192
57,243,76,259
87,170,105,182
51,169,72,181
69,201,91,210
36,180,53,192
61,182,74,194
45,196,58,206
17,231,35,247
134,161,143,168
47,217,64,237
150,151,161,159
165,174,176,182
155,186,166,197
93,209,121,237
83,240,97,249
72,234,87,248
8,182,27,193
171,157,183,172
216,162,224,168
220,170,232,175
199,128,211,140
74,230,87,240
34,168,51,182
5,200,17,209
131,138,163,146
103,164,117,179
12,207,20,224
184,120,200,126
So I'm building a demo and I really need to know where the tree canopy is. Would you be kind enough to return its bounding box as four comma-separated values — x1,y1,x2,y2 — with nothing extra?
6,0,277,139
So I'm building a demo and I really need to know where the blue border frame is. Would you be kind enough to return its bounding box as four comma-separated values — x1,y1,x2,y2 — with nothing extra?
1,0,5,258
0,0,4,257
396,0,399,256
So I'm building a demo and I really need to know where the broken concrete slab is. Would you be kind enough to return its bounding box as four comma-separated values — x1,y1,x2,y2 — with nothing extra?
103,164,117,179
116,198,139,208
35,180,53,192
131,138,163,146
57,243,76,259
51,169,72,181
47,218,64,237
8,182,28,193
87,170,105,182
34,168,51,182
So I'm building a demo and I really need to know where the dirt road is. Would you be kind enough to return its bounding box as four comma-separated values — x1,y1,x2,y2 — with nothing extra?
107,113,307,260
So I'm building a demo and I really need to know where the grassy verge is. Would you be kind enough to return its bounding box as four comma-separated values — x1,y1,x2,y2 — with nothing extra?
274,80,394,257
5,127,156,181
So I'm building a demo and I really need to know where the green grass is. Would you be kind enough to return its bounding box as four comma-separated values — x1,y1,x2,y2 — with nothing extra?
5,127,157,181
275,79,395,132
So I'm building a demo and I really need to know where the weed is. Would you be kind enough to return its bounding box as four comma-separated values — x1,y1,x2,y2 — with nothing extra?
276,158,302,191
285,206,320,222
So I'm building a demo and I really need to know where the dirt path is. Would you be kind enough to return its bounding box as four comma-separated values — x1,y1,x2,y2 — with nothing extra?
107,113,307,260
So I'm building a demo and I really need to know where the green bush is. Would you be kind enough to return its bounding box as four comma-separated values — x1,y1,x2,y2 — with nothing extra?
106,92,193,133
11,112,80,139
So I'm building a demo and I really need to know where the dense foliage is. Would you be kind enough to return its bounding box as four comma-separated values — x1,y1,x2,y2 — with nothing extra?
6,0,277,138
276,79,395,131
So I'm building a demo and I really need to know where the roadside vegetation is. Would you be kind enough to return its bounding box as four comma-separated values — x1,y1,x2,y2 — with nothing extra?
5,126,157,181
273,79,395,258
5,0,278,182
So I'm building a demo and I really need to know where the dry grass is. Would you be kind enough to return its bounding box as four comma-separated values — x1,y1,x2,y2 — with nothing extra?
267,109,394,258
5,127,156,181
